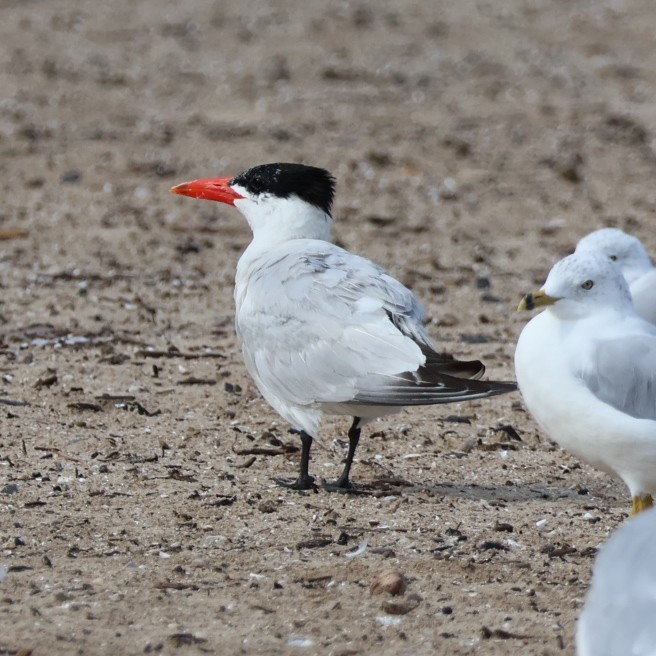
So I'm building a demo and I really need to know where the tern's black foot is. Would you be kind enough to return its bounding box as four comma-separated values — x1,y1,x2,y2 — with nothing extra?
321,478,371,495
274,475,317,491
324,417,364,493
332,473,353,490
277,429,316,491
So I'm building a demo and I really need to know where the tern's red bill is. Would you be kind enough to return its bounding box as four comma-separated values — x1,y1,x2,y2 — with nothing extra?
170,176,245,205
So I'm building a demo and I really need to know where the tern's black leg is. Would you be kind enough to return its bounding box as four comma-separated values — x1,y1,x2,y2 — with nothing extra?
332,417,361,489
276,430,316,490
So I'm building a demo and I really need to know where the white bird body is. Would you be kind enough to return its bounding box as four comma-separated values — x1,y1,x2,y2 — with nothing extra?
516,250,656,511
173,163,515,489
577,506,656,656
516,308,656,494
235,236,433,437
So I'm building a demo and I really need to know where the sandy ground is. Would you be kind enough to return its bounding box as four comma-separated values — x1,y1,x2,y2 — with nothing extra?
2,0,656,654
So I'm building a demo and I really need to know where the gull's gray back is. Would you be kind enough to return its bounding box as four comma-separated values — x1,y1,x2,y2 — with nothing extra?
581,333,656,421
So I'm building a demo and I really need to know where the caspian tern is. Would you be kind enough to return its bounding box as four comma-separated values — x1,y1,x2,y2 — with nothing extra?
575,228,656,324
171,163,516,490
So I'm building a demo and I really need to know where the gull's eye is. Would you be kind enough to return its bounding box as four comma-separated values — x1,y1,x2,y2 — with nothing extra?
609,255,618,261
581,280,594,290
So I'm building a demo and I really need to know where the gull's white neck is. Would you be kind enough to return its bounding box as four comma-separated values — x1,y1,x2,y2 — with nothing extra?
549,299,635,323
623,261,653,284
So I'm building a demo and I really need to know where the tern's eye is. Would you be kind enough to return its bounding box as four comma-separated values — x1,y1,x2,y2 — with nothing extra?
249,177,265,194
609,255,618,261
581,280,594,290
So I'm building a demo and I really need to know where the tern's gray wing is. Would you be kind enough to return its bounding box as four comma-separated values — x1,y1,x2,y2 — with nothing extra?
581,335,656,420
577,507,656,656
237,244,507,407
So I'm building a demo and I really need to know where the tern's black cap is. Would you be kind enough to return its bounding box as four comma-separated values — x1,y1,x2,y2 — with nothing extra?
231,163,336,216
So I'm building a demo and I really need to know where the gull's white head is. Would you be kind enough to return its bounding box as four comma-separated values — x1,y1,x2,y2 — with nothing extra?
576,228,652,283
519,251,634,320
171,163,335,242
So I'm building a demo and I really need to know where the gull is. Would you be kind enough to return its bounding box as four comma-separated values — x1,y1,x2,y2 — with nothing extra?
171,162,515,490
577,507,656,656
576,227,656,324
515,250,656,514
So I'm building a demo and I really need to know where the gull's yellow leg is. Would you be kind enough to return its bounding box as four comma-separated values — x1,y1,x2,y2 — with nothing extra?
631,494,654,515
